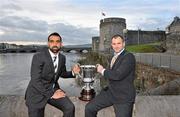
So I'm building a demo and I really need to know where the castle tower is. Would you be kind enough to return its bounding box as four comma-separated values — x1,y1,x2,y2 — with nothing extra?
99,17,126,52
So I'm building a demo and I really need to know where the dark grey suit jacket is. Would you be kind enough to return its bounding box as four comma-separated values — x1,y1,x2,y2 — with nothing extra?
104,50,136,104
25,48,74,108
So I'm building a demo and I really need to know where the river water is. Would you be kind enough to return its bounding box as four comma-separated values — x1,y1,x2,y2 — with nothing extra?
0,52,83,96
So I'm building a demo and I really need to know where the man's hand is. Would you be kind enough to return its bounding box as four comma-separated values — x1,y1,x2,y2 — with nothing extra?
51,89,66,99
96,64,104,74
72,64,81,75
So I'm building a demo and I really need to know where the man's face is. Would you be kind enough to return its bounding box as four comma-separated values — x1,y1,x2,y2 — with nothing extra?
111,37,125,53
48,35,62,54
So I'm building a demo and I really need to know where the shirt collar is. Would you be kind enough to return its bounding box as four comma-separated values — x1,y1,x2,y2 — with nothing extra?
48,49,59,58
114,48,125,56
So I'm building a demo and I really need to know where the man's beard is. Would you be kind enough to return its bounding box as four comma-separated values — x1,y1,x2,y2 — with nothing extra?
49,46,60,53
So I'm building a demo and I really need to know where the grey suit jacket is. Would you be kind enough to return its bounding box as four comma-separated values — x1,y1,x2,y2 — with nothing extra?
104,50,136,104
25,48,74,108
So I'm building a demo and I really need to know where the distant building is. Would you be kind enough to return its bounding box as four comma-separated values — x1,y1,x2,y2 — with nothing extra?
0,43,5,49
0,43,19,49
166,16,180,34
166,16,180,55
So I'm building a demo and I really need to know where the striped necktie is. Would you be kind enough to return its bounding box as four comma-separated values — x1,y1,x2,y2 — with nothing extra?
52,56,57,89
53,56,57,73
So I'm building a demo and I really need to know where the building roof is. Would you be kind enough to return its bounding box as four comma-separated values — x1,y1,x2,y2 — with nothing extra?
169,16,180,27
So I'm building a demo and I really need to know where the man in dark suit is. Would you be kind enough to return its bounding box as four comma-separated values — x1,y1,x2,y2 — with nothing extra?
85,34,136,117
25,32,80,117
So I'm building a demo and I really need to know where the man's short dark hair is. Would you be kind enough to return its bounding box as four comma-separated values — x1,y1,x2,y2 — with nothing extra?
48,32,62,42
111,34,125,42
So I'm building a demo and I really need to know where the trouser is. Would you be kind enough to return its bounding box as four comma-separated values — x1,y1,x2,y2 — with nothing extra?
85,90,134,117
27,96,75,117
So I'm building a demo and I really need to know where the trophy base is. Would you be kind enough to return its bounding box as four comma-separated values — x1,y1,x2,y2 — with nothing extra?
79,89,96,101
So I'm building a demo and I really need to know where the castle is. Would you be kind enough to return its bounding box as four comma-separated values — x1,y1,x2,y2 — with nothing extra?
92,17,180,54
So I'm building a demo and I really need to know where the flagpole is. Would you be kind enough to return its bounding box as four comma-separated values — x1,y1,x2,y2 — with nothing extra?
101,11,106,22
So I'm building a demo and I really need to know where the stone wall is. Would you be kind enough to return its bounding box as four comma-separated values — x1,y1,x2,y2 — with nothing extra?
0,96,180,117
169,25,180,33
126,30,166,45
165,33,180,55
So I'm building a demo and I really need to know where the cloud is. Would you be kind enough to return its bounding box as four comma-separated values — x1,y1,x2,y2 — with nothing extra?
0,30,47,42
0,15,48,42
49,23,98,45
100,0,180,30
0,16,98,45
0,0,179,44
0,16,48,32
0,0,22,16
1,3,22,11
137,17,171,30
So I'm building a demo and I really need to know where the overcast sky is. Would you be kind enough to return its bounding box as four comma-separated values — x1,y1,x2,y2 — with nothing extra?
0,0,180,45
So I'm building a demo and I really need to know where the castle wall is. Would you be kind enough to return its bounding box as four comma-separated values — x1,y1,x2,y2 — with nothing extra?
92,30,166,52
126,30,166,45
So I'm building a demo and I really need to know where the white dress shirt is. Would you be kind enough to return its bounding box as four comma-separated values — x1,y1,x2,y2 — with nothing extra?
48,49,59,72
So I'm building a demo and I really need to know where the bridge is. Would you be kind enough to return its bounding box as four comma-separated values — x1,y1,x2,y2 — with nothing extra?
62,47,91,53
0,46,92,53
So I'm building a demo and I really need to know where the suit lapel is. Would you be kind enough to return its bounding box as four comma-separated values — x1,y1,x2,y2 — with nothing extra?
45,49,54,72
56,53,63,75
111,50,126,69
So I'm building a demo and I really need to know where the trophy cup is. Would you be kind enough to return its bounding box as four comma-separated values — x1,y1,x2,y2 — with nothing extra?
78,65,96,101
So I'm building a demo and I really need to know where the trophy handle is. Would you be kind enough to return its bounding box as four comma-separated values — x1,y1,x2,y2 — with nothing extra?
76,73,83,79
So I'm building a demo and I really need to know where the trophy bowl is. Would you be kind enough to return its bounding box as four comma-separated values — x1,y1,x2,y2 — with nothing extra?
78,65,96,101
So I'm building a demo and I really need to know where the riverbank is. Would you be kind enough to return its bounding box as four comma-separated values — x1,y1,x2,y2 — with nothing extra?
0,95,180,117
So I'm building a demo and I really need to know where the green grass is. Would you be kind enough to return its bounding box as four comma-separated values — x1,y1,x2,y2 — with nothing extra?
126,42,161,53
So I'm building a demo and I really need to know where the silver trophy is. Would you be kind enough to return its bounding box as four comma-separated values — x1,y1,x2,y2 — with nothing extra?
78,65,96,101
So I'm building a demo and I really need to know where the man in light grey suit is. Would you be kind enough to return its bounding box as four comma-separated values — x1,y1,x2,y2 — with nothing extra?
85,34,136,117
25,32,80,117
